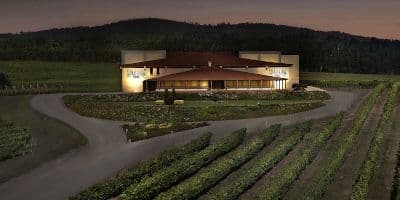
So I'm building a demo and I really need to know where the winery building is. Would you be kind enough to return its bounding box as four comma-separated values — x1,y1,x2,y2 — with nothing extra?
120,50,299,93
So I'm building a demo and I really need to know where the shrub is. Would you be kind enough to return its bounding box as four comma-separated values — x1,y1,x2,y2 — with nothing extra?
256,114,344,200
70,132,212,200
350,82,400,200
297,83,386,200
163,89,175,105
155,124,281,200
119,129,247,200
0,120,32,161
0,72,11,89
206,121,312,200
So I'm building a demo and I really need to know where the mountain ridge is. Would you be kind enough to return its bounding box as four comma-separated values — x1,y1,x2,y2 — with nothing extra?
1,18,399,73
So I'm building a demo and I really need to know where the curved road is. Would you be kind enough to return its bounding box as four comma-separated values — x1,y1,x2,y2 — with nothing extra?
0,91,362,200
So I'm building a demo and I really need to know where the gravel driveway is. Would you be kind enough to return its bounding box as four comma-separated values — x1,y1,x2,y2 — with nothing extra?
0,90,362,200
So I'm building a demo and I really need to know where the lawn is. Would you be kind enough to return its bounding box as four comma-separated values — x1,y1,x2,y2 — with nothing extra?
0,61,120,92
301,72,400,81
64,95,324,124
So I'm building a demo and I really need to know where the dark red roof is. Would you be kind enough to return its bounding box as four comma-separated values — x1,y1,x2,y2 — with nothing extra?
148,67,286,81
121,52,292,68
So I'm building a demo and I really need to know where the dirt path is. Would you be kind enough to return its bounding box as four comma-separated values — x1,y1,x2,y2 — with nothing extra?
284,90,370,200
368,95,400,200
322,92,387,200
0,96,86,183
238,117,331,200
0,91,361,200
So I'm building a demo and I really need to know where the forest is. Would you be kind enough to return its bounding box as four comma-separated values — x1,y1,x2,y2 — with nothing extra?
1,18,399,74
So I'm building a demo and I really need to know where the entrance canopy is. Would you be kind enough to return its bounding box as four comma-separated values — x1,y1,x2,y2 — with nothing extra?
147,67,286,81
145,67,287,90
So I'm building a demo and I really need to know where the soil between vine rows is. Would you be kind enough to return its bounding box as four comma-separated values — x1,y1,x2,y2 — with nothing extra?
238,117,331,200
368,95,400,200
322,92,387,200
198,125,295,200
283,90,371,200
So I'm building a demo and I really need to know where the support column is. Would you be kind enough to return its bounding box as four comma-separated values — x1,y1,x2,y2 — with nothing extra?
236,80,239,89
185,81,188,90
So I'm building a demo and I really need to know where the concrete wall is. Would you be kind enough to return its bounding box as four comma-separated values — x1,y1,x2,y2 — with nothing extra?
121,50,166,65
239,51,281,63
122,50,166,92
238,51,299,89
281,55,300,88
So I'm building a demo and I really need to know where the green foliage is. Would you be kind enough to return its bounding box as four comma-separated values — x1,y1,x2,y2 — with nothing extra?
70,132,212,200
206,121,312,200
119,129,247,200
1,18,400,74
163,89,175,105
350,83,400,200
73,91,330,102
122,122,209,142
297,83,386,200
300,80,383,89
0,72,11,88
0,119,32,161
256,114,344,200
155,124,281,200
64,95,323,123
0,61,120,95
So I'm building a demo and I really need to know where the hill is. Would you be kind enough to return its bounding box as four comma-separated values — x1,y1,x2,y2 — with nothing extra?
1,18,400,74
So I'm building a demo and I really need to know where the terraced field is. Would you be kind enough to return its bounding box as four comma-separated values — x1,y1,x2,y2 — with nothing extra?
69,82,400,200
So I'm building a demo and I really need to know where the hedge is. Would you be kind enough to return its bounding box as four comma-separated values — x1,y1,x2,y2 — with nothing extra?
67,90,330,103
70,132,212,200
119,129,247,200
155,124,281,200
297,83,386,200
205,121,312,200
350,82,400,200
256,114,344,200
300,80,384,89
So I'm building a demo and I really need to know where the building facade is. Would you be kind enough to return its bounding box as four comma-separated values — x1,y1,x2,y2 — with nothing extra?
121,50,299,93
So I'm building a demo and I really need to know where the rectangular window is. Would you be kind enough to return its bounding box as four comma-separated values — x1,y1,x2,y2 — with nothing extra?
250,80,260,88
150,67,154,75
156,67,160,75
225,80,236,87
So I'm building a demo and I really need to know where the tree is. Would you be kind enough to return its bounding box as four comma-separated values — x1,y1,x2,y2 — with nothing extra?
0,72,11,88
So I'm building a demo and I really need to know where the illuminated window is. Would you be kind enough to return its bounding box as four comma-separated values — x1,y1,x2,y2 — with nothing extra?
250,80,260,88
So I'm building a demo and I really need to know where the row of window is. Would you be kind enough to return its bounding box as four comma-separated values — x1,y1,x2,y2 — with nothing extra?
146,67,160,75
158,80,282,88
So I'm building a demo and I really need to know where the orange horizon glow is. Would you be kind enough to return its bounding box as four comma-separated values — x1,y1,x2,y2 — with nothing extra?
1,0,399,40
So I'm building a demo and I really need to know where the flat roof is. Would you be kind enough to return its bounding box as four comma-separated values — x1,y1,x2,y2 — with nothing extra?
121,51,292,68
148,67,286,81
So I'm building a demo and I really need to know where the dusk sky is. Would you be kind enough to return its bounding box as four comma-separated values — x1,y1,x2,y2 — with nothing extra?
2,0,400,40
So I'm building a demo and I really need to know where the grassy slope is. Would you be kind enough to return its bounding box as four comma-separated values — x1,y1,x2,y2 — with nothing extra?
0,96,87,183
0,61,120,92
301,72,400,82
